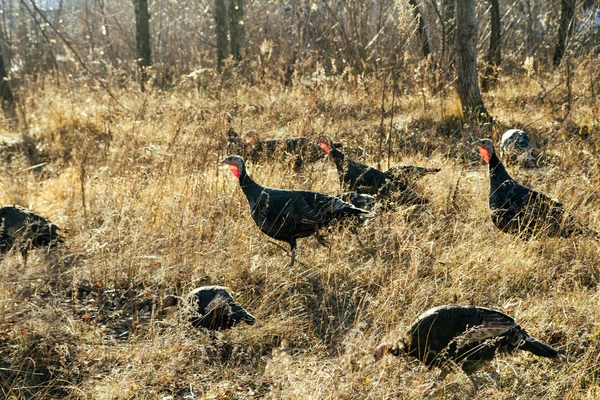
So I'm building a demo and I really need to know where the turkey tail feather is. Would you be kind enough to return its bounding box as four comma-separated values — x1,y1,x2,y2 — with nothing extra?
520,337,561,359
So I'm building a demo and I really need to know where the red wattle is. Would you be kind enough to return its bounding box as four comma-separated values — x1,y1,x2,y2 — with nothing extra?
228,164,241,178
478,147,491,164
318,142,330,153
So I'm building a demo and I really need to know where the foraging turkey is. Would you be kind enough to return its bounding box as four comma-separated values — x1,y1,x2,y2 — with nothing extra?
374,305,562,374
221,155,373,265
163,286,256,331
383,165,441,182
243,131,339,169
474,139,595,239
335,192,377,210
317,136,431,205
0,205,65,265
500,129,536,168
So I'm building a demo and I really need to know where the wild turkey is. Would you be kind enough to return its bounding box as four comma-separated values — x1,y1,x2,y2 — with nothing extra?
243,131,340,169
500,129,536,168
335,192,377,210
0,205,64,265
474,139,595,239
317,136,431,205
163,286,256,331
383,165,441,182
374,305,562,374
221,155,373,265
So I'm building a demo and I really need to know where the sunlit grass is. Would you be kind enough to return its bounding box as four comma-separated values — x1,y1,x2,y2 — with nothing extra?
0,67,599,399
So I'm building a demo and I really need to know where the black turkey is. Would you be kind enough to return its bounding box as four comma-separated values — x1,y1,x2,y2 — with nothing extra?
383,165,441,182
374,305,562,374
474,139,595,239
0,205,65,265
500,129,536,168
317,136,431,205
243,131,340,169
222,155,373,265
335,192,377,210
163,286,256,331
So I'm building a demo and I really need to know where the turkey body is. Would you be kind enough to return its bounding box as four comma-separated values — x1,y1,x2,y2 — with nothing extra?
474,139,593,239
166,286,256,331
377,305,561,374
323,145,431,205
222,155,372,264
0,205,64,263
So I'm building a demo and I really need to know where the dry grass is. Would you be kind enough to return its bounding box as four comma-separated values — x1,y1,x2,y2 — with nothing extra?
0,66,599,399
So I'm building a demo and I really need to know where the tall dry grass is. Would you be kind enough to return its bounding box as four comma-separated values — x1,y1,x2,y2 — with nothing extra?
0,65,599,399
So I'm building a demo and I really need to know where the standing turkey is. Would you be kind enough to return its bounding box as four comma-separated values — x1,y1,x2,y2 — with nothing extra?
374,305,562,374
163,286,256,331
317,136,434,205
500,129,536,168
474,139,595,239
0,205,65,265
222,155,373,265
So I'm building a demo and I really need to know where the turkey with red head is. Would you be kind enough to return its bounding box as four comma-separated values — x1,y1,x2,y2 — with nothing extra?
474,138,595,239
222,155,374,265
317,136,434,205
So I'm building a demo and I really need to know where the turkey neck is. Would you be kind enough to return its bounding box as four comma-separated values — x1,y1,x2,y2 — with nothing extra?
237,167,264,203
488,152,512,188
330,148,346,174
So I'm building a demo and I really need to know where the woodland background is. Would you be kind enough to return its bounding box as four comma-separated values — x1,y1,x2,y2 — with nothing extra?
0,0,600,399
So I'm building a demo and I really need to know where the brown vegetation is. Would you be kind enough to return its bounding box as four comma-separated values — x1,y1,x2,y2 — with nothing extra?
0,59,598,398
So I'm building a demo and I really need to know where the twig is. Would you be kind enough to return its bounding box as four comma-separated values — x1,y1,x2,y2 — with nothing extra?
25,0,128,112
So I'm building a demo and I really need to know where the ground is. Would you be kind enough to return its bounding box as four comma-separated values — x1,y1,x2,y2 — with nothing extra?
0,69,599,399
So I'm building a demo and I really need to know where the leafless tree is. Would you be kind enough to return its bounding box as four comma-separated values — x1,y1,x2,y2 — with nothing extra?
134,0,152,91
0,41,16,120
229,0,245,62
409,0,430,58
455,0,488,118
482,0,501,91
215,0,229,72
553,0,575,66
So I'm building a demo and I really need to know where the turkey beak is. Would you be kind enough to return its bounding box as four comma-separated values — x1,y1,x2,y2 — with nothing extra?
472,140,484,147
220,158,230,165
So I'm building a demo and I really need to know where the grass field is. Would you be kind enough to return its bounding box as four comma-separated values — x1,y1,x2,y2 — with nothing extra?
0,68,599,399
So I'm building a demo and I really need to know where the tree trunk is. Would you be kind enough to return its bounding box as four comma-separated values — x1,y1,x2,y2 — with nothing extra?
442,0,456,63
455,0,488,119
215,0,229,71
481,0,501,91
229,0,245,62
553,0,575,66
0,43,16,120
409,0,430,58
134,0,151,91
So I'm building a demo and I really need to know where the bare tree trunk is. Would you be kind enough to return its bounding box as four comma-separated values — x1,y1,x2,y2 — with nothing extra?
229,0,245,62
409,0,430,58
481,0,501,91
525,0,535,56
0,43,16,120
553,0,575,66
134,0,152,91
442,0,456,64
215,0,229,71
455,0,488,119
